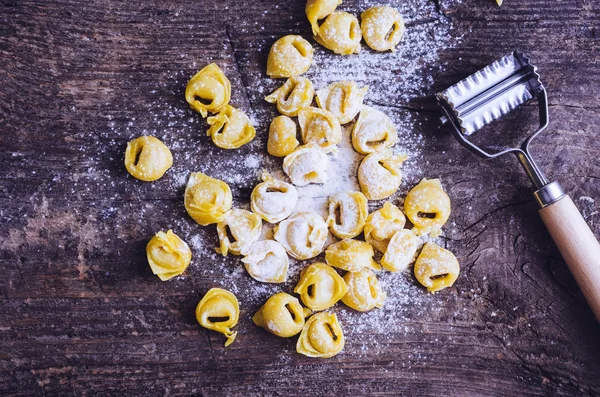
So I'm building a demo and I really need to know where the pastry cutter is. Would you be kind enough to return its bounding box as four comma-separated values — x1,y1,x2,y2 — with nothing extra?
437,51,600,321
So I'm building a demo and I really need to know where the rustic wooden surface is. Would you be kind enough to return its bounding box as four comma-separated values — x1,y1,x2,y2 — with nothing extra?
1,0,599,395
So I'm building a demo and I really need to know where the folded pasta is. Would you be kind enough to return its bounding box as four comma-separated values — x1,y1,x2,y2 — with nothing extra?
297,311,345,358
325,239,380,272
216,209,262,256
414,242,460,293
358,150,407,200
146,230,192,281
361,6,405,52
283,143,329,186
364,201,406,253
294,262,348,310
124,136,173,182
298,107,342,153
305,0,342,35
185,63,231,118
351,106,398,154
207,105,256,149
326,191,368,239
404,178,451,237
341,268,386,312
314,12,362,55
184,172,232,226
274,212,328,260
267,35,314,78
253,292,311,337
316,81,368,124
265,76,314,117
195,288,239,347
267,116,299,157
381,229,419,272
251,171,298,223
241,240,289,283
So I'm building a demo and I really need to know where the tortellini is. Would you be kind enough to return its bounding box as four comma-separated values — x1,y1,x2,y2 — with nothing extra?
195,288,239,347
124,136,173,182
326,191,368,239
364,201,406,253
316,81,368,124
325,239,379,272
253,292,311,337
273,212,328,260
381,229,419,272
404,178,451,237
267,116,299,157
206,105,256,149
298,107,342,153
216,209,262,256
265,76,315,117
294,262,348,311
315,12,362,55
358,150,407,200
351,106,398,154
184,172,232,226
283,143,329,186
185,63,231,118
360,6,405,52
267,35,314,78
146,230,192,281
241,240,289,283
414,242,460,293
341,268,386,312
250,171,298,223
305,0,341,35
297,311,345,358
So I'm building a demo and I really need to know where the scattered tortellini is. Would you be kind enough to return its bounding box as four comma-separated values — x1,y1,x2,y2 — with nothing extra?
404,178,451,237
297,311,345,358
414,242,460,293
195,288,239,347
381,229,419,272
283,143,330,186
361,6,405,52
250,171,298,223
351,106,398,154
185,63,231,118
241,240,289,283
358,150,407,200
124,136,173,182
294,262,348,311
315,12,362,55
267,116,299,157
253,292,311,337
364,201,406,253
305,0,341,35
326,191,368,239
274,212,328,260
342,268,386,312
216,209,262,256
267,35,314,78
206,105,256,149
184,172,232,226
316,81,368,124
298,107,342,153
265,76,315,117
325,239,379,272
146,230,192,281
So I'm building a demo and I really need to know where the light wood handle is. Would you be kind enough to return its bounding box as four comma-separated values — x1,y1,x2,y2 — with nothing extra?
539,195,600,321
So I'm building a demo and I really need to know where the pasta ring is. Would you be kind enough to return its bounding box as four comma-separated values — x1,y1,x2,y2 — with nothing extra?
241,240,289,283
361,6,405,52
207,105,256,149
404,178,451,237
253,292,311,337
314,12,362,55
325,239,380,272
185,63,231,118
282,143,329,186
195,288,239,347
146,230,192,281
326,191,368,239
364,201,406,253
265,76,315,117
273,212,328,260
358,150,407,200
341,268,386,312
267,35,314,78
380,229,419,272
296,311,345,358
316,81,368,124
267,116,299,157
216,209,262,256
414,242,460,293
184,172,232,226
251,171,298,223
124,136,173,182
298,107,342,153
305,0,342,35
351,105,398,154
294,262,348,311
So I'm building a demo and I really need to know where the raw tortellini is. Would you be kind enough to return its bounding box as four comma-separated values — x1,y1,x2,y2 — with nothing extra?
361,6,405,52
216,209,262,256
267,116,299,157
283,143,330,186
381,229,419,272
342,268,386,312
315,12,362,55
195,288,239,347
325,239,379,272
265,76,315,117
124,136,173,182
351,106,398,154
298,107,342,153
241,240,289,283
253,292,311,337
274,212,328,260
358,150,407,200
305,0,341,35
404,178,451,237
251,171,298,223
414,242,460,293
146,230,192,281
185,63,231,118
326,191,368,239
364,201,406,253
267,35,314,78
207,105,256,149
297,311,345,358
316,81,368,124
294,262,348,311
184,172,232,226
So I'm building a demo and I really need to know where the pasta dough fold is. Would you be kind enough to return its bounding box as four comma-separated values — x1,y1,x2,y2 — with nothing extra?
404,178,451,237
341,268,386,312
184,172,232,226
381,229,419,272
185,63,231,118
274,212,328,260
414,242,460,293
361,6,405,52
358,150,407,200
267,116,299,157
294,262,348,311
241,240,289,283
283,143,329,186
305,0,342,35
251,171,298,223
267,35,314,78
316,81,368,124
326,191,368,239
265,76,314,117
146,230,192,281
298,107,342,153
195,288,239,347
364,201,406,253
325,239,380,272
207,105,256,149
351,106,398,154
315,12,362,55
216,209,262,256
253,292,311,337
124,136,173,182
297,311,345,358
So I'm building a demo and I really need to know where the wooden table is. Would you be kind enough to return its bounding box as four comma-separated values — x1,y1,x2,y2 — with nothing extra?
1,0,599,395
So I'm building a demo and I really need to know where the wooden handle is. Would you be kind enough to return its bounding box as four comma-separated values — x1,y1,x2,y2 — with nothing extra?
539,195,600,321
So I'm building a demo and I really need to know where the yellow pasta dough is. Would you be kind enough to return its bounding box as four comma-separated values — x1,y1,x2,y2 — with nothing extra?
206,105,256,149
305,0,342,35
297,311,344,358
358,150,407,200
298,107,342,153
253,292,311,337
185,63,231,118
381,229,419,272
216,209,262,256
315,12,362,55
294,262,348,311
146,230,192,281
414,242,460,293
325,239,380,272
265,76,315,117
195,288,239,347
267,35,314,78
351,105,398,154
273,212,328,260
364,201,406,253
341,268,386,312
361,6,405,52
282,143,329,186
124,136,173,182
184,172,232,226
315,81,368,124
250,171,298,223
404,178,451,237
241,240,289,283
267,116,299,157
326,191,368,239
